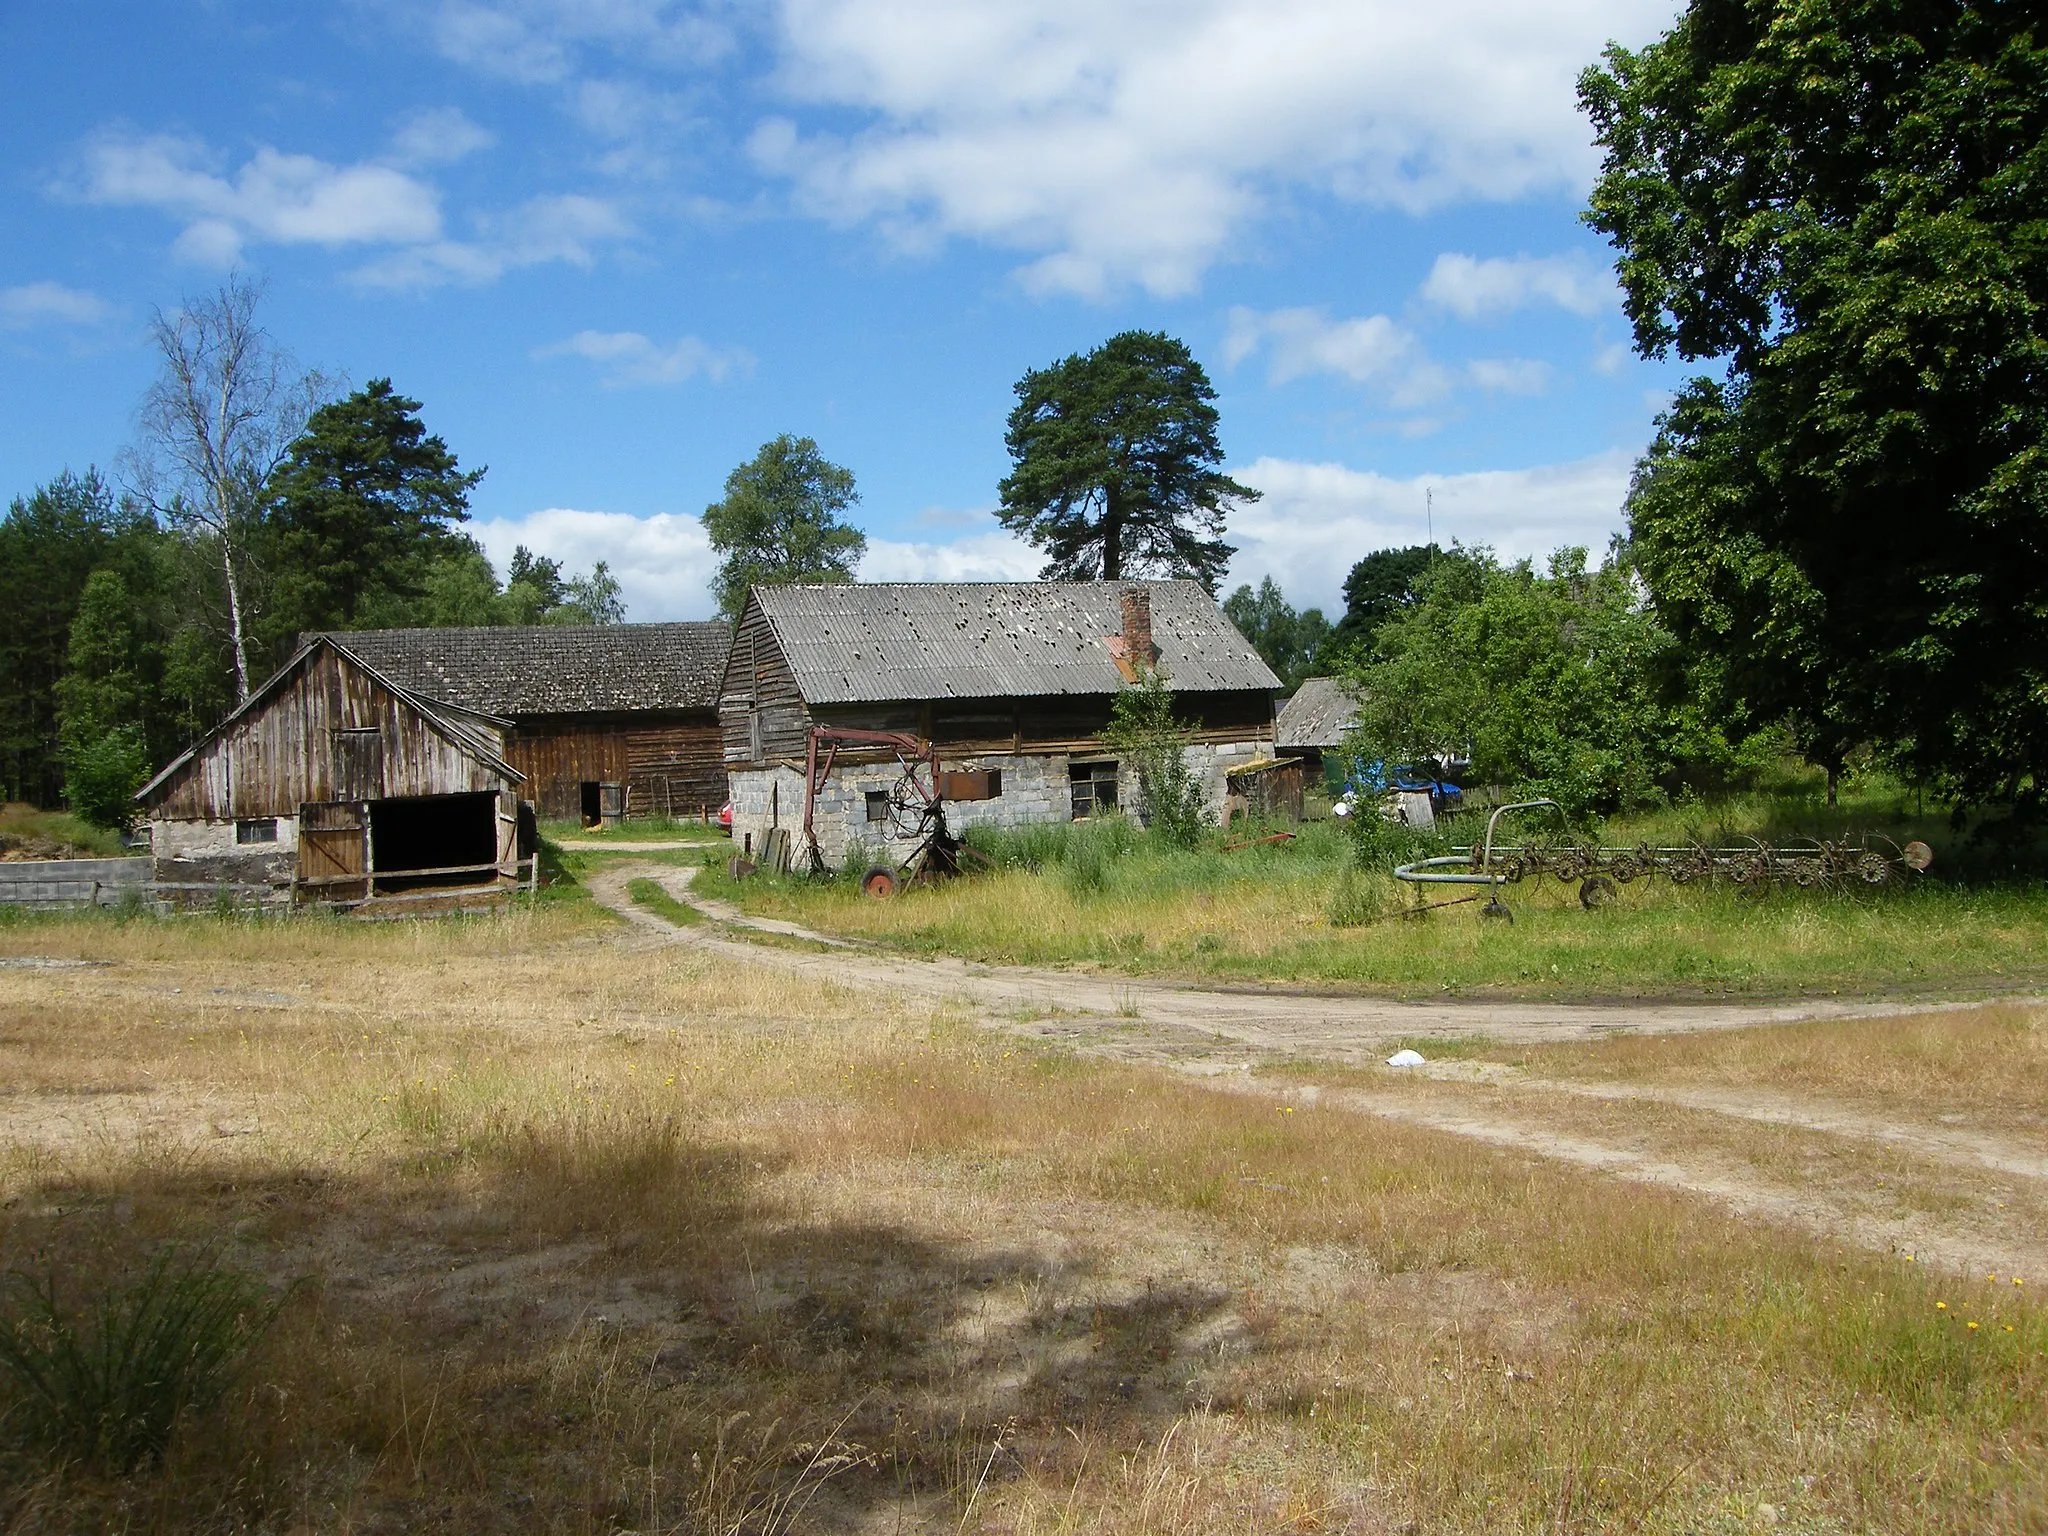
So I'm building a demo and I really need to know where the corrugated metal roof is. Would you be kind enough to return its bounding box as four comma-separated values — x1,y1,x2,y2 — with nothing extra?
321,623,732,715
1275,677,1362,749
752,581,1280,704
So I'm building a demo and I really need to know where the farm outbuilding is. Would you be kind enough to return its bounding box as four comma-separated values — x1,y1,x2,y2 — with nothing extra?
1275,677,1364,788
327,623,732,823
718,580,1280,869
136,635,529,909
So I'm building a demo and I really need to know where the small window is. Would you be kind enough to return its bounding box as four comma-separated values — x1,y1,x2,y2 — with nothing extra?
1069,762,1119,820
986,770,1003,798
236,817,278,844
865,790,891,823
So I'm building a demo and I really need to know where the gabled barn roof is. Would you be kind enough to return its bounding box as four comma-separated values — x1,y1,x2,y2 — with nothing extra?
324,623,732,716
137,635,521,807
1275,677,1363,750
746,581,1279,704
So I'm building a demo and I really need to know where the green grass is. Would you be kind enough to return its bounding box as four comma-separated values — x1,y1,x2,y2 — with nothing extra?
538,815,728,844
0,803,129,860
625,876,700,926
694,789,2048,998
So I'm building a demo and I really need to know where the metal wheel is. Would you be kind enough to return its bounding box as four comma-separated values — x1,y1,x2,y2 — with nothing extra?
1480,898,1515,923
861,866,900,900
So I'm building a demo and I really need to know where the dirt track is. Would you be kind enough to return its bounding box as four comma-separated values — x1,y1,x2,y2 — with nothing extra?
588,861,1985,1062
592,861,2048,1277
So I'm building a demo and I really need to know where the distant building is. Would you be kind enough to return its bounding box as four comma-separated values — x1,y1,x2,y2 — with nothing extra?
1275,676,1363,787
137,635,527,910
328,624,732,823
718,580,1280,868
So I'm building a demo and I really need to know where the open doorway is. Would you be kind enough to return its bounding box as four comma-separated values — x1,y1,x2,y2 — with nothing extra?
580,781,601,827
369,793,498,892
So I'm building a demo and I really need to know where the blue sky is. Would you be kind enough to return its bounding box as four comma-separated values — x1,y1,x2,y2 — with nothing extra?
1,0,1690,622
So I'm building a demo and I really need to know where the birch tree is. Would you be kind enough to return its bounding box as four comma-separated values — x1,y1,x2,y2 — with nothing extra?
128,277,329,701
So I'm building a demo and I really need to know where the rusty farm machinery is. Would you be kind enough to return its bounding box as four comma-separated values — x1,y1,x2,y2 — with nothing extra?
797,726,994,898
1393,799,1934,921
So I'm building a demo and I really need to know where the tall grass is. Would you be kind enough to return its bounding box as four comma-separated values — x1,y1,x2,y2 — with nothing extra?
0,1246,285,1473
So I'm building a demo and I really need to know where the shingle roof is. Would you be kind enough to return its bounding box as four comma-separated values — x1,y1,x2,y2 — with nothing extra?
324,623,732,715
749,581,1280,703
1275,677,1362,749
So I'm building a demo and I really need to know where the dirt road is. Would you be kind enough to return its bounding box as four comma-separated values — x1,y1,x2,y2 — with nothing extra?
592,861,2048,1277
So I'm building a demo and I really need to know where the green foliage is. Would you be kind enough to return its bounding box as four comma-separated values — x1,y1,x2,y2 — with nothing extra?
260,378,483,652
561,560,625,626
0,1245,283,1473
703,435,866,620
57,569,152,829
1331,544,1441,656
625,876,700,925
998,331,1255,591
1345,545,1752,819
1326,863,1401,927
1100,671,1210,848
1581,1,2048,807
1222,576,1331,688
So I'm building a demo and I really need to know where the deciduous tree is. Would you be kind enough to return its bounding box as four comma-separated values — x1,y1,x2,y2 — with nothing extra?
1581,0,2048,807
702,436,866,620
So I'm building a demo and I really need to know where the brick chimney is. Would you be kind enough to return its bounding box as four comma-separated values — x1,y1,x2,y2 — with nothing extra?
1120,585,1155,671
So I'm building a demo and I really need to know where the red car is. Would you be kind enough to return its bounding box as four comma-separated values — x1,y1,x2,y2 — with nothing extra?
718,801,733,833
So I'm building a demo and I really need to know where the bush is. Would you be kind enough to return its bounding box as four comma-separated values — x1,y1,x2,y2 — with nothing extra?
0,1245,285,1472
60,724,150,832
1327,864,1401,926
1101,672,1210,849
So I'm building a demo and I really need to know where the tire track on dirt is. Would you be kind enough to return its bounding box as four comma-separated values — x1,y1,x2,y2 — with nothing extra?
590,862,2046,1276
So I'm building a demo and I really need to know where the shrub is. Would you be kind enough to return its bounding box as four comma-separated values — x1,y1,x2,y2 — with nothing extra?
1101,672,1210,849
0,1245,285,1472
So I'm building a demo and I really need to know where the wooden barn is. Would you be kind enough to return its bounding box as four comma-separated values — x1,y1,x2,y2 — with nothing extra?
329,624,732,823
136,635,529,909
1275,677,1364,788
718,581,1280,868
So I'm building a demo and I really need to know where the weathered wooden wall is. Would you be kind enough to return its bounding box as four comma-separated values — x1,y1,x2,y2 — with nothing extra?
150,647,513,820
718,606,814,767
506,711,724,819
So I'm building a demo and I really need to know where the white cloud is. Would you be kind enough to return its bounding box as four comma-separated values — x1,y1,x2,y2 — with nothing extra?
348,193,634,288
421,0,735,85
470,506,718,620
1421,251,1616,320
858,527,1039,582
0,281,113,331
1227,450,1633,612
1466,357,1552,395
749,0,1672,296
1224,306,1452,407
534,328,753,385
75,131,443,265
390,106,498,167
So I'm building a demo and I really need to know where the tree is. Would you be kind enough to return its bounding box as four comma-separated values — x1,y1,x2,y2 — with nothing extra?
262,379,482,650
998,331,1256,591
0,471,153,804
702,436,866,620
1330,544,1441,655
559,562,626,626
1344,546,1741,819
56,570,151,829
1100,670,1209,848
1580,1,2048,808
128,276,330,701
1222,576,1332,689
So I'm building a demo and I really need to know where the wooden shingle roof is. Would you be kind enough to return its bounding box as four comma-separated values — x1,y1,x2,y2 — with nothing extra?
324,623,732,716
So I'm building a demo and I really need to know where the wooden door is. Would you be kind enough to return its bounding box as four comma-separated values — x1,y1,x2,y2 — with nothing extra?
297,801,367,904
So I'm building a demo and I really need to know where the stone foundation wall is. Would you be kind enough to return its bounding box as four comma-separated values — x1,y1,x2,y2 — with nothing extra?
729,739,1266,872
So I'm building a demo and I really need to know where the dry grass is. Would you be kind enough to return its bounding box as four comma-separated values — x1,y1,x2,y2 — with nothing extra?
0,914,2043,1532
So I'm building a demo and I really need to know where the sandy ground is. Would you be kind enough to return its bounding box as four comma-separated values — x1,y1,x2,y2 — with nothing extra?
593,861,2048,1279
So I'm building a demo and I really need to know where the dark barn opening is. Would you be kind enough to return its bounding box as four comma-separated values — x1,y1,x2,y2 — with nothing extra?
580,781,601,826
370,793,498,891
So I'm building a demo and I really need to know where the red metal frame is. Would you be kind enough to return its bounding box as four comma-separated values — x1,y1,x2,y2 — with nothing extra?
800,726,943,872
